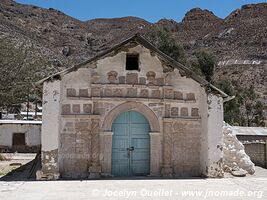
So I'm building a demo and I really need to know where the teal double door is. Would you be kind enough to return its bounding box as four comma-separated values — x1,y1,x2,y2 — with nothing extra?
111,111,150,177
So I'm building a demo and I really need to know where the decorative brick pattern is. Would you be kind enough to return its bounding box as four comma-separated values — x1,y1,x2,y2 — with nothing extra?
72,104,80,113
164,88,173,99
174,91,183,100
113,88,123,97
180,107,188,117
151,90,161,99
191,108,199,117
107,71,118,83
186,93,195,100
140,89,149,98
66,88,76,97
83,104,92,114
62,104,71,114
79,89,89,97
126,88,137,97
126,73,138,84
104,88,112,97
146,71,156,85
91,86,101,97
171,107,179,117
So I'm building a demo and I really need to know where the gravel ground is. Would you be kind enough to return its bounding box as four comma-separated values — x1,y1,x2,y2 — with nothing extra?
0,155,266,200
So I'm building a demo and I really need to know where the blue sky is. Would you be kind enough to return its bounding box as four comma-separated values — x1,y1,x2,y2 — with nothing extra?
16,0,266,22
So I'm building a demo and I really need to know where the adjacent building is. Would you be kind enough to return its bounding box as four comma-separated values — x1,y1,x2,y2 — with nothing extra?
0,120,41,152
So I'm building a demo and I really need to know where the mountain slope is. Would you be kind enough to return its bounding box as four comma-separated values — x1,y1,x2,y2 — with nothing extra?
0,1,266,99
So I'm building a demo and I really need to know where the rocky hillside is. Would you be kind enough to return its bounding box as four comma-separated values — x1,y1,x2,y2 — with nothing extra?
0,0,266,96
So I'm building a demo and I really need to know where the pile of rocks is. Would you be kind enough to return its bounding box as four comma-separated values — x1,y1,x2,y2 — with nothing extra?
223,123,255,177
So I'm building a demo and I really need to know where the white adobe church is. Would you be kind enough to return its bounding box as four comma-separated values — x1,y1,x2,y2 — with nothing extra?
36,34,231,180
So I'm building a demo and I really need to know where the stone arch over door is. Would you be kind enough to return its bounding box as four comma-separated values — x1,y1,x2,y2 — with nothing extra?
100,101,161,177
102,101,160,132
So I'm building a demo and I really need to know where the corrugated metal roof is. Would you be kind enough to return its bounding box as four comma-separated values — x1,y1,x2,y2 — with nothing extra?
233,126,267,136
0,120,42,124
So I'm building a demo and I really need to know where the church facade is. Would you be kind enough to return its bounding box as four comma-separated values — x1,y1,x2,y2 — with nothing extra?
37,35,228,180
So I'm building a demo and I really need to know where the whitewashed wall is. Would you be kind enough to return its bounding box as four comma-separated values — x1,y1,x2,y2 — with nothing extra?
0,121,41,147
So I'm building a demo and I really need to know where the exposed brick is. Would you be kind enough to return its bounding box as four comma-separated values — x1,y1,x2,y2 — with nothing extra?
191,108,199,117
174,91,183,100
171,107,179,117
119,76,125,84
91,86,101,97
126,88,137,97
140,89,148,98
73,104,80,113
83,104,92,114
126,73,138,84
186,93,195,100
66,88,76,97
151,90,161,99
181,107,188,116
139,77,146,85
164,88,173,99
79,89,89,97
113,88,123,97
62,104,71,114
104,88,112,97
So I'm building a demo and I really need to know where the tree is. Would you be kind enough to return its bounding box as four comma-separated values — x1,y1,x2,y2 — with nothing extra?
216,80,242,125
192,50,216,82
236,85,265,127
216,80,265,127
144,26,187,65
0,37,51,113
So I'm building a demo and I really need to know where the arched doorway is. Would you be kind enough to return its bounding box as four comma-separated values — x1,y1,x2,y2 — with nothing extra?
111,111,150,176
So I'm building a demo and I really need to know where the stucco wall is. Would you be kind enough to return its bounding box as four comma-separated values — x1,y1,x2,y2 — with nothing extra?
41,80,61,177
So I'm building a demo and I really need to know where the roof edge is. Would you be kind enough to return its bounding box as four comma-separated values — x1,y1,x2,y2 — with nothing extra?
36,34,229,98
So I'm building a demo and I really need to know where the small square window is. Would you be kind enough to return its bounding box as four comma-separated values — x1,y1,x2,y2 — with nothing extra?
126,54,139,70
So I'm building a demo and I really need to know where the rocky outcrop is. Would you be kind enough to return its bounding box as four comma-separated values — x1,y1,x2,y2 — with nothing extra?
223,123,255,175
0,1,266,102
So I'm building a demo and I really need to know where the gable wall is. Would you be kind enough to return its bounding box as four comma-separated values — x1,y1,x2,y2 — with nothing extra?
40,44,224,179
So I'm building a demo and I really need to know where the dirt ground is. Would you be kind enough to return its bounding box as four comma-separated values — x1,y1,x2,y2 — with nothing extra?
0,154,266,199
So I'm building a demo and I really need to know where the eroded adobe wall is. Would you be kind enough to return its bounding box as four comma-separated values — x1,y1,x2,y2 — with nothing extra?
199,93,224,177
